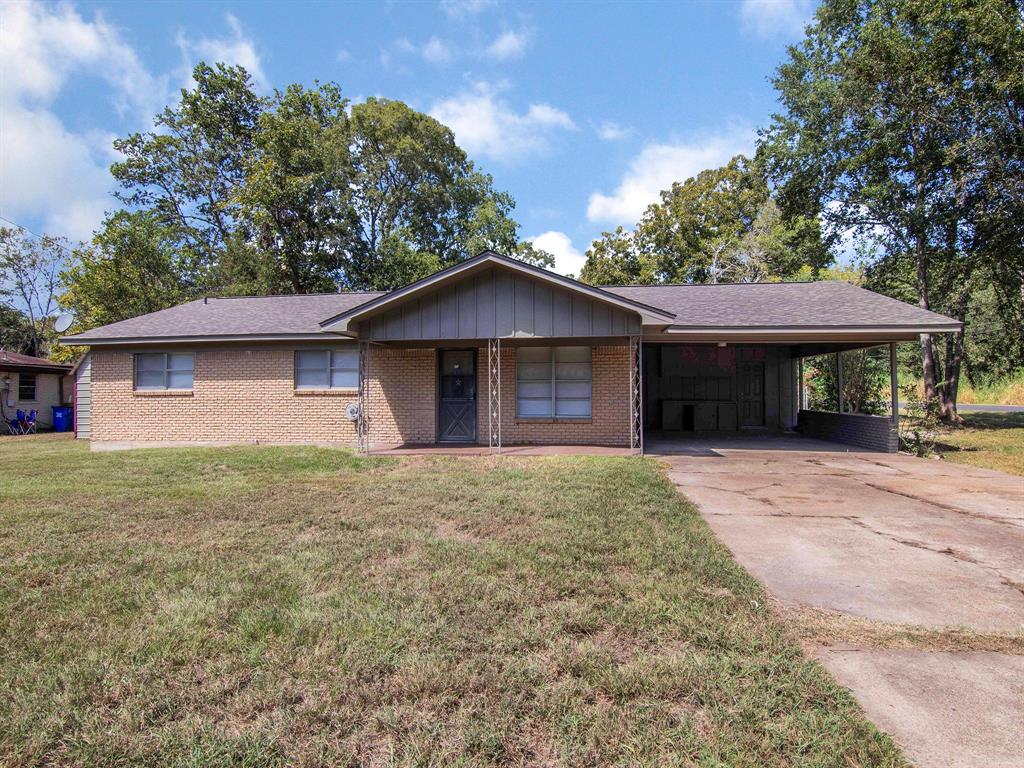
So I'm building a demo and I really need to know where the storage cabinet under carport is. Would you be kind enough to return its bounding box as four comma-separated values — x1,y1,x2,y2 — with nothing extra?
646,345,770,432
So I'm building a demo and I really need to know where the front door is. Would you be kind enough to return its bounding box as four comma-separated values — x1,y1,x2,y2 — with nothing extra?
739,362,765,427
438,349,477,442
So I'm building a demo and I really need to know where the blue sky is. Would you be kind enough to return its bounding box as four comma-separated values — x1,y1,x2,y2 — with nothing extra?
0,0,816,276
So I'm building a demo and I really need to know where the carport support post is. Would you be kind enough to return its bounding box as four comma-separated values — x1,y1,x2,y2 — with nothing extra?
836,351,844,413
890,342,899,429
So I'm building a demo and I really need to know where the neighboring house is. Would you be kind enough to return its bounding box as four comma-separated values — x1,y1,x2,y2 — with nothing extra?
60,251,960,453
0,350,73,429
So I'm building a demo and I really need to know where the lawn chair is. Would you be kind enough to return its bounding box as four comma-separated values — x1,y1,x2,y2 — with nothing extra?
6,412,23,435
7,410,37,435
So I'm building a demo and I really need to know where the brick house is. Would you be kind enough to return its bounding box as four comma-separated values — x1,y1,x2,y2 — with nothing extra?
62,251,959,453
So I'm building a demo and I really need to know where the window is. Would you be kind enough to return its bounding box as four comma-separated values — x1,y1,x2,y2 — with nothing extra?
134,353,194,391
18,373,36,401
516,346,592,419
295,348,359,389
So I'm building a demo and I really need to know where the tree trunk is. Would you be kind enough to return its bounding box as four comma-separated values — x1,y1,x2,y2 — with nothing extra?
915,250,941,406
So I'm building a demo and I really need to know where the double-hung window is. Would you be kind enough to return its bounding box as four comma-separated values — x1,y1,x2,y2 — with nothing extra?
18,373,36,401
516,346,592,418
295,348,359,389
134,353,194,391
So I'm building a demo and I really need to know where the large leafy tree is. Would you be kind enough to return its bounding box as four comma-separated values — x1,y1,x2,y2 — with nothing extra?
60,211,190,332
581,155,829,285
759,0,1024,421
112,63,262,284
100,64,544,302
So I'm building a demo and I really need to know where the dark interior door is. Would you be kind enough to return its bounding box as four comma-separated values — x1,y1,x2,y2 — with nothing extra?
739,362,765,427
438,350,477,442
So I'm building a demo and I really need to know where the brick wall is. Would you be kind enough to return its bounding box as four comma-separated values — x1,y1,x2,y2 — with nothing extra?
89,344,631,447
797,410,899,453
91,347,362,444
363,347,436,446
475,345,631,447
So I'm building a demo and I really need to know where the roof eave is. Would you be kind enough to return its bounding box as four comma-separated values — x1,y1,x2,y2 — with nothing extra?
59,332,355,346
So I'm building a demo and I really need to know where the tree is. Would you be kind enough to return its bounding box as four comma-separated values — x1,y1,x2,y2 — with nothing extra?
0,304,34,355
579,227,659,285
342,98,547,289
235,81,353,294
580,155,830,286
0,227,66,357
60,211,190,331
759,0,1024,421
112,63,263,283
99,65,540,303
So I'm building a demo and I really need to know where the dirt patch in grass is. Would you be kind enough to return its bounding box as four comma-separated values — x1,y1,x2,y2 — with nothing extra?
0,434,906,767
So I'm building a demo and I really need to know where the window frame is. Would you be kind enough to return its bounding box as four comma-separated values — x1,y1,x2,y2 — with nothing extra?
293,348,359,391
17,373,37,401
133,352,194,391
515,346,592,420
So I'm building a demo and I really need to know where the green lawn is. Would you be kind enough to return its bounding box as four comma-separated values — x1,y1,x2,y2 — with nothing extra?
933,412,1024,476
0,435,903,767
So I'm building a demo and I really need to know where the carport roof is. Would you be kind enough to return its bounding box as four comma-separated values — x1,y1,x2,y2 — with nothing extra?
604,281,959,331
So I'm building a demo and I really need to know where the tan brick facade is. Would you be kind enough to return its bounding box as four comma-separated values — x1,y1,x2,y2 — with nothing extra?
474,345,631,446
89,343,631,447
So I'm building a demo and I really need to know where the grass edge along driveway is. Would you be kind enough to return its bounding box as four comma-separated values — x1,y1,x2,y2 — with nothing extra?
0,435,906,767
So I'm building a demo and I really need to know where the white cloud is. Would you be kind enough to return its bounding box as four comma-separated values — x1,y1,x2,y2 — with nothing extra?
529,231,587,277
586,131,753,224
595,121,629,141
421,36,452,64
0,1,168,242
740,0,813,39
485,30,528,60
176,13,268,91
392,36,452,65
440,0,496,17
336,48,352,63
430,82,575,163
0,0,166,119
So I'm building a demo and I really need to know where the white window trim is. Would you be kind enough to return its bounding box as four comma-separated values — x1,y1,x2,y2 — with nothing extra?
133,352,194,391
516,346,592,420
294,348,359,390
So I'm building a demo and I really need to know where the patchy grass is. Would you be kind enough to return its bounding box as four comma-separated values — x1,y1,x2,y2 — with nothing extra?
775,601,1024,656
932,412,1024,476
0,434,905,767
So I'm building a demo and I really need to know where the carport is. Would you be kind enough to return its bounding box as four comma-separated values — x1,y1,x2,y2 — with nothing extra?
600,281,963,453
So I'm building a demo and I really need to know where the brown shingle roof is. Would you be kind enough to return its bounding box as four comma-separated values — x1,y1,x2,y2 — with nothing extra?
0,349,72,372
603,281,959,329
61,292,383,343
61,280,959,344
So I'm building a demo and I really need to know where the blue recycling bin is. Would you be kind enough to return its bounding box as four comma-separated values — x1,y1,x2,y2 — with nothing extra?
52,405,73,433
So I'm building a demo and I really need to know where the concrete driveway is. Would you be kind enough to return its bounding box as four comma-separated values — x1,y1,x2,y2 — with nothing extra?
655,435,1024,768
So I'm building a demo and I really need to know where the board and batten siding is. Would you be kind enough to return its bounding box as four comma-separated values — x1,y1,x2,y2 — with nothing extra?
357,267,642,341
74,353,91,439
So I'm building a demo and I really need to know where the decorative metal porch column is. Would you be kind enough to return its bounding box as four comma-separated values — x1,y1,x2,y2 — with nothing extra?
487,338,502,452
629,336,643,453
357,341,369,454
